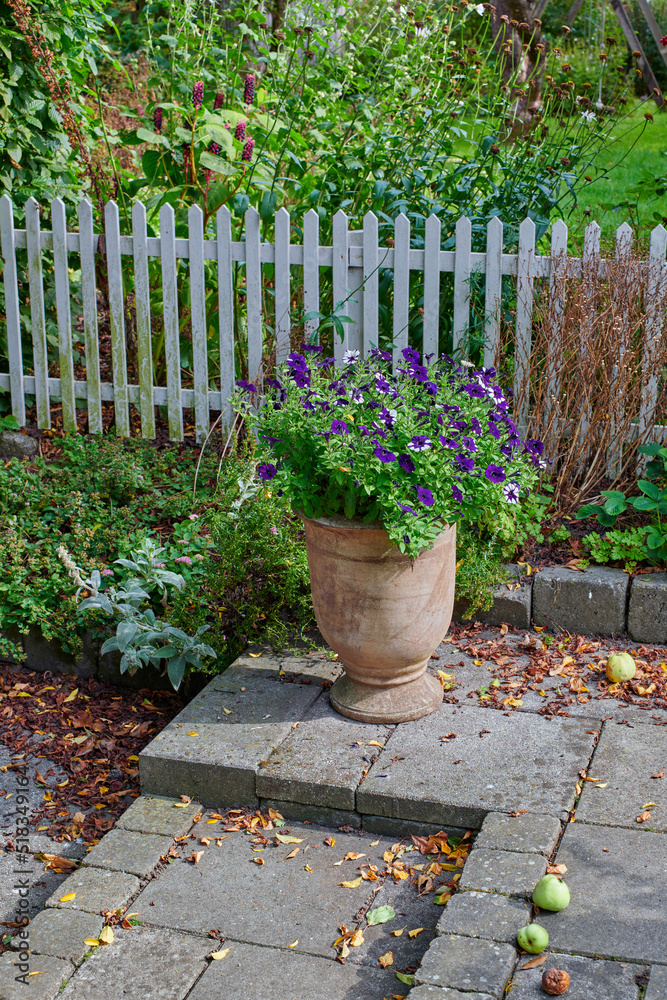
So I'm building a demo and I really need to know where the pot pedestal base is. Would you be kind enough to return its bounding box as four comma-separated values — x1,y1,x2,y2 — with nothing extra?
329,669,443,725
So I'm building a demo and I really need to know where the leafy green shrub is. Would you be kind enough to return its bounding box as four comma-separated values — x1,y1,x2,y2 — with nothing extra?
582,527,648,572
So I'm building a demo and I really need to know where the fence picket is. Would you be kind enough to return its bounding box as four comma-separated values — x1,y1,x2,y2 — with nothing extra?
77,199,102,434
104,200,130,437
423,213,441,364
25,198,50,428
274,207,291,365
245,207,263,384
452,216,472,357
132,201,155,439
606,222,633,478
545,219,568,438
514,217,536,429
363,211,379,358
0,196,25,425
217,206,235,430
332,209,349,366
303,209,320,346
392,213,410,371
52,197,76,432
188,204,209,442
638,224,667,446
483,216,503,370
159,203,183,441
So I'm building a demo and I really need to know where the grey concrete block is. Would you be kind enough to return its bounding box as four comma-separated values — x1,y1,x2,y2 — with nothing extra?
647,966,667,1000
362,815,468,839
408,989,495,1000
458,848,547,896
628,573,667,644
13,908,103,963
59,926,208,1000
536,822,667,963
259,799,360,829
115,795,202,838
532,565,629,635
577,721,667,832
416,934,516,998
256,695,391,810
357,705,596,828
0,430,38,458
45,867,140,915
475,812,562,857
139,666,323,807
454,565,532,629
23,627,98,679
508,953,647,1000
81,829,173,879
187,940,397,1000
0,950,71,1000
436,891,531,943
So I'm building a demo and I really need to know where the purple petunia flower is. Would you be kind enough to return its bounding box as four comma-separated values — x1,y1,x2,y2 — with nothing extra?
259,434,282,445
425,381,438,396
503,481,520,504
236,379,257,393
291,371,310,388
258,463,277,481
408,364,429,383
370,348,392,362
343,349,360,365
397,502,417,516
287,351,308,371
398,453,415,473
301,342,324,353
401,347,420,363
485,464,506,483
439,435,459,450
416,486,435,507
455,454,475,472
349,388,365,403
452,484,463,503
524,438,545,458
460,436,478,453
265,377,283,389
330,420,349,434
379,407,397,428
374,445,396,463
407,435,431,453
487,421,501,440
470,417,482,435
462,383,486,399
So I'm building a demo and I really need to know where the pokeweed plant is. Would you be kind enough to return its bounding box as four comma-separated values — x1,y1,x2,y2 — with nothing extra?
234,346,546,557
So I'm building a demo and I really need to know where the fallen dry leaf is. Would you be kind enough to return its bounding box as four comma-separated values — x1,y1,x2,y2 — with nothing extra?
344,852,365,861
275,834,304,844
391,928,404,937
84,938,100,948
279,848,300,861
378,951,394,968
59,892,76,902
98,925,114,946
367,741,384,748
340,877,363,888
252,857,265,865
520,955,548,969
349,929,364,947
650,771,664,779
636,811,651,823
408,928,424,938
304,864,313,872
324,837,335,847
547,864,567,875
210,947,230,960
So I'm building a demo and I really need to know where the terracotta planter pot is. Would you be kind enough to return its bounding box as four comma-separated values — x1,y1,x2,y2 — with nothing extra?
298,513,456,724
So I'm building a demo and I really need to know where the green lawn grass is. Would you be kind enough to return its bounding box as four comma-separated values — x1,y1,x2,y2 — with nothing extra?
565,100,667,245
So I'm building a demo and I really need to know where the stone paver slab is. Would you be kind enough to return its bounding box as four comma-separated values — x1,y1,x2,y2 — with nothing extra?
415,934,515,998
532,565,629,635
628,572,667,644
59,926,207,1000
115,794,202,838
508,953,646,999
81,829,172,879
45,867,140,914
538,822,667,963
475,812,562,856
437,891,531,943
13,908,103,963
577,722,667,831
188,940,396,1000
0,950,71,1000
357,705,597,828
647,966,667,999
130,823,420,958
348,873,440,971
260,798,361,829
458,848,547,896
408,989,495,1000
139,667,324,806
256,696,392,810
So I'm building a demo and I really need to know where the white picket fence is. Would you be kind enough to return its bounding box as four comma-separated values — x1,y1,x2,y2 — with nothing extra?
1,193,666,443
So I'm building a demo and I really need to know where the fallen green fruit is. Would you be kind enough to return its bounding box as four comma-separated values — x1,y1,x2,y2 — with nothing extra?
517,923,549,954
532,874,570,911
606,652,636,683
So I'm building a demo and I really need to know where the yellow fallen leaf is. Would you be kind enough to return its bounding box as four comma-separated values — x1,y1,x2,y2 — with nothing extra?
192,851,204,864
59,893,76,902
200,838,213,846
276,834,304,844
367,741,383,748
63,688,79,703
222,707,233,715
127,755,139,762
304,864,313,872
369,840,380,846
438,671,454,680
206,818,219,824
349,929,364,947
378,950,394,968
99,925,114,946
339,941,350,958
279,848,300,861
288,940,298,948
248,652,261,657
173,803,188,809
341,877,363,888
392,870,409,881
84,939,100,947
408,928,424,938
187,732,199,737
253,858,265,865
383,851,395,863
643,802,656,809
344,852,365,861
595,783,608,789
391,928,404,937
26,972,46,976
210,947,230,960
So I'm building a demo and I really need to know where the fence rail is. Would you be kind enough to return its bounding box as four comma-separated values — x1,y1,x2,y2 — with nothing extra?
1,194,666,450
